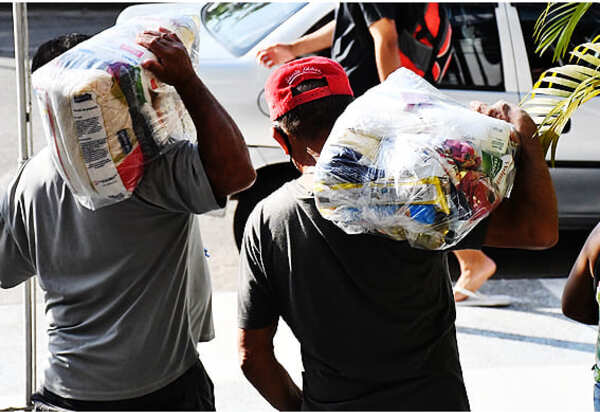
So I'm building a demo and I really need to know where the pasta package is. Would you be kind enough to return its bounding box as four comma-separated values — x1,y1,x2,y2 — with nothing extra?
32,15,200,210
314,68,518,250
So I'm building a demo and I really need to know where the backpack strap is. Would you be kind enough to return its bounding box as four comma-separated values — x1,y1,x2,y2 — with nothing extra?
397,3,453,83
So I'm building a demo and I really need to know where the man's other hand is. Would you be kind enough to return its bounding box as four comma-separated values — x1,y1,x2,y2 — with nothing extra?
470,100,537,143
476,100,558,250
256,44,296,68
136,28,195,89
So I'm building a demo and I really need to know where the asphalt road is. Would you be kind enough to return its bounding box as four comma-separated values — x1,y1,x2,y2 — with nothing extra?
451,229,590,280
0,4,129,57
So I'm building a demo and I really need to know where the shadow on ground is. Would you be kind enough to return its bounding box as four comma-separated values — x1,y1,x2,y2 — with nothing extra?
449,230,590,280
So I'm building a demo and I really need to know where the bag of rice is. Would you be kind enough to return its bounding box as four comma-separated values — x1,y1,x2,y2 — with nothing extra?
32,15,200,210
314,68,518,250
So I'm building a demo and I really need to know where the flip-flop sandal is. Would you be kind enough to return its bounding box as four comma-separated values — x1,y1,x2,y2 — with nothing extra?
453,286,513,307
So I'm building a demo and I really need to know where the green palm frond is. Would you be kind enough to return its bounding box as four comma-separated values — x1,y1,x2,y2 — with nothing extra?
533,2,592,62
520,36,600,162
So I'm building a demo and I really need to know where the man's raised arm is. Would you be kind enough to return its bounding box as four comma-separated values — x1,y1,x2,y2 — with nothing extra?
477,101,558,249
137,28,256,200
256,21,335,69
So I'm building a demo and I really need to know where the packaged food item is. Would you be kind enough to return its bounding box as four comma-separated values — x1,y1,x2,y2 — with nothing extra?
314,68,518,250
32,15,200,210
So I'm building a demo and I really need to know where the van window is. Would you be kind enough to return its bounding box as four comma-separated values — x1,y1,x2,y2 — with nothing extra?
202,2,306,57
440,3,504,91
516,3,600,84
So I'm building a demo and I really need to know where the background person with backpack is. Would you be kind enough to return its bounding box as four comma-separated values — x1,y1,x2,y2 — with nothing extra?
257,3,453,94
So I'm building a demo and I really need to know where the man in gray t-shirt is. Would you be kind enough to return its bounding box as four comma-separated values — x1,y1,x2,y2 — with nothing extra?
0,30,255,409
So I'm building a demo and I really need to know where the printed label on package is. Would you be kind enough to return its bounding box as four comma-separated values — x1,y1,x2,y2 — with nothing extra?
71,92,128,198
483,125,511,156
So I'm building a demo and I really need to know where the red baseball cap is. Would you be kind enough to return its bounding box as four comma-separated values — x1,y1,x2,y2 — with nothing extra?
265,56,354,121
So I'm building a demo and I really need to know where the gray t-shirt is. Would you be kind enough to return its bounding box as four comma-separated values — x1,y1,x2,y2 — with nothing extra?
238,175,485,410
0,141,221,401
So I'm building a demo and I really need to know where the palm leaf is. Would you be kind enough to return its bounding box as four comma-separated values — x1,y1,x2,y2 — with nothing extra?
520,36,600,163
533,2,592,62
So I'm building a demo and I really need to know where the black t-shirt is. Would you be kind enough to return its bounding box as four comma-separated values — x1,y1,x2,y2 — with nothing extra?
332,3,423,97
238,176,486,410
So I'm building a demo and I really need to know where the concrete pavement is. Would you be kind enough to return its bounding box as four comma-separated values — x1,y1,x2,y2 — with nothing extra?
0,278,596,411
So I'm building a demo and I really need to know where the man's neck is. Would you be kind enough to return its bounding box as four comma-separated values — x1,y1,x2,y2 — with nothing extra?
294,140,325,173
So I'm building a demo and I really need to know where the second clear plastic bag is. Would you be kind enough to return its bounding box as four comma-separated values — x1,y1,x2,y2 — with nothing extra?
314,68,518,250
32,14,201,210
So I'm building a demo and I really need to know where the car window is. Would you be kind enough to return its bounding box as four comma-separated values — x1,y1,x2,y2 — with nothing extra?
202,2,306,57
439,3,504,91
515,3,600,84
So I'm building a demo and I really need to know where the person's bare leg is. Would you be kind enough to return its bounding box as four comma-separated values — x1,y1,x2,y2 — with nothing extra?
453,250,496,302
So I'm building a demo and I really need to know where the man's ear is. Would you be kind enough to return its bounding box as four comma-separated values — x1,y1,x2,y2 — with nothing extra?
271,127,289,155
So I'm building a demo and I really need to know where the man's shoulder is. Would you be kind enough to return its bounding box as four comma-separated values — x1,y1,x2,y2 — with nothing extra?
247,180,301,231
18,147,58,184
244,179,318,248
3,147,59,204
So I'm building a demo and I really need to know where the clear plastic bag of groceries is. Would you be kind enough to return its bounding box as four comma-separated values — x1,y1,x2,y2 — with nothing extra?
32,14,200,210
314,68,519,250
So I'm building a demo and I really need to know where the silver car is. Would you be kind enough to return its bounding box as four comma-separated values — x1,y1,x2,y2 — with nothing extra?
119,2,600,246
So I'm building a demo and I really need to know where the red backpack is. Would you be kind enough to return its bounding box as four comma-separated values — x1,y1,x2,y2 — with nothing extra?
397,3,453,83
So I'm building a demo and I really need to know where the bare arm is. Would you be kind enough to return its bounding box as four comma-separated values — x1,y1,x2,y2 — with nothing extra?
257,20,335,68
239,324,302,410
562,223,600,325
137,29,256,200
368,17,402,82
474,101,558,250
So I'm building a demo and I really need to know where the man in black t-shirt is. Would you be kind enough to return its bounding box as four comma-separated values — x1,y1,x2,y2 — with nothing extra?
238,57,558,410
257,3,504,307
